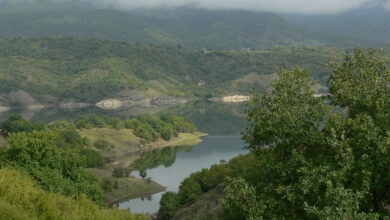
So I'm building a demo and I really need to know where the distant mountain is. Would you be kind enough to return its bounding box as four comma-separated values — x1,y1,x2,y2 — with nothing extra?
0,1,363,49
283,7,390,47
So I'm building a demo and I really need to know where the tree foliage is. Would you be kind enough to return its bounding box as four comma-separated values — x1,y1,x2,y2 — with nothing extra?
234,48,390,219
4,130,103,203
0,168,148,220
0,114,44,136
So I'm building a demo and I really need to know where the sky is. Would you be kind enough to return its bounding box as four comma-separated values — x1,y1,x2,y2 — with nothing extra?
2,0,390,14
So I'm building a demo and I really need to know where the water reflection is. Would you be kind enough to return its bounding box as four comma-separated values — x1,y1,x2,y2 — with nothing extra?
120,136,246,214
132,146,193,172
0,101,248,135
164,101,247,135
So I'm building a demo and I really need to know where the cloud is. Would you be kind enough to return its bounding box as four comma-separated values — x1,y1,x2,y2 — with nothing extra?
2,0,390,14
384,1,390,10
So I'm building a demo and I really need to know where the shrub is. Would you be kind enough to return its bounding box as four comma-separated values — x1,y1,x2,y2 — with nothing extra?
94,139,110,149
80,148,105,168
101,177,113,192
112,167,127,178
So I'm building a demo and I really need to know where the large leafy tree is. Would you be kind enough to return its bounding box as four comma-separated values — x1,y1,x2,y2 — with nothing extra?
234,49,390,219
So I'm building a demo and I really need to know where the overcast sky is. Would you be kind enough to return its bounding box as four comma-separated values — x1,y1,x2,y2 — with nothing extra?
3,0,390,14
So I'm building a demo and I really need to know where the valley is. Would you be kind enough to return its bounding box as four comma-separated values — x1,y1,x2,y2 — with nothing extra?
0,1,389,219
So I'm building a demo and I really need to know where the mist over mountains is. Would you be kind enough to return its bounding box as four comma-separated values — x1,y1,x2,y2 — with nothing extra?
1,0,390,14
0,1,389,49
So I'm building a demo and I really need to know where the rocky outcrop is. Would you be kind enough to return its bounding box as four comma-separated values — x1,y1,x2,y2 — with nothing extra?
221,95,250,103
95,99,122,110
95,94,187,110
0,106,10,112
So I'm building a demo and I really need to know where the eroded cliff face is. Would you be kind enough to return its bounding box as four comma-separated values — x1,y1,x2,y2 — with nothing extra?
209,95,250,103
221,95,250,103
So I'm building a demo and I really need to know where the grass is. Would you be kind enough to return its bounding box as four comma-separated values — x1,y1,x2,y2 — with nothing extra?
92,167,166,204
0,136,7,146
104,176,166,205
0,168,149,220
148,132,204,150
79,128,141,159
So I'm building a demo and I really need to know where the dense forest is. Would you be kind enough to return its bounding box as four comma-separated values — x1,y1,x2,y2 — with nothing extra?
0,113,197,219
0,38,345,105
158,49,390,219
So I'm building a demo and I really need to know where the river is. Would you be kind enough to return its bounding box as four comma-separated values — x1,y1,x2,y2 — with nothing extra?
119,136,246,214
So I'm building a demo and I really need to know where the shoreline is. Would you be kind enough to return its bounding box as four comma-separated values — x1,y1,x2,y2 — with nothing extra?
106,186,168,205
87,131,207,204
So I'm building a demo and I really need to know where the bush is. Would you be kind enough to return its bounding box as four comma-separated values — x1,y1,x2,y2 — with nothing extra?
101,177,113,192
94,139,110,149
112,167,127,178
0,114,43,136
80,148,105,168
0,168,148,220
4,130,103,203
158,192,181,220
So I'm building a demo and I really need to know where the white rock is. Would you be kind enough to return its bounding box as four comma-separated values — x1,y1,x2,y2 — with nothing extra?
95,99,122,109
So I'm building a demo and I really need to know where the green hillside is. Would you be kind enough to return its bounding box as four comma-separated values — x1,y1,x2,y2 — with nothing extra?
284,7,390,47
0,38,345,105
0,168,148,220
0,1,353,49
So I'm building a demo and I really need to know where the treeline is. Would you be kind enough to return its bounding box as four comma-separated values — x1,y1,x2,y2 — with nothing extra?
0,38,346,103
159,49,390,219
75,114,197,142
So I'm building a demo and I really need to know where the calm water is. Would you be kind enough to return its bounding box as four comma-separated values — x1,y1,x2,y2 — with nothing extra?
119,136,246,214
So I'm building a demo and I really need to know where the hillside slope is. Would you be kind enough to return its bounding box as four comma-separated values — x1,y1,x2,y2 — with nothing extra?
0,168,148,220
284,7,390,47
0,1,353,49
0,38,345,106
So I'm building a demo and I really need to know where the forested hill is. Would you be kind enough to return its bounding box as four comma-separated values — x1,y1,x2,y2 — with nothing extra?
0,38,345,105
0,1,372,49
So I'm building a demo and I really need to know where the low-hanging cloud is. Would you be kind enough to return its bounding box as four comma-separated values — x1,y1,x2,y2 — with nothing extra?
2,0,390,14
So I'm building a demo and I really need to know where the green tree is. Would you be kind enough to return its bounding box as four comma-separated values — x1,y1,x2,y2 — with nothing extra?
4,130,103,203
158,192,181,220
0,114,43,136
112,167,126,178
222,177,264,220
237,49,390,219
139,170,147,179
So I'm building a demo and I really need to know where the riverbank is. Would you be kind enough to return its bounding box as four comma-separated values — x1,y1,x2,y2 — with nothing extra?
93,168,167,205
79,128,206,204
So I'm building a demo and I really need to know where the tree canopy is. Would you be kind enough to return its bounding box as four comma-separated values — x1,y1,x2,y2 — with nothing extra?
233,48,390,219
